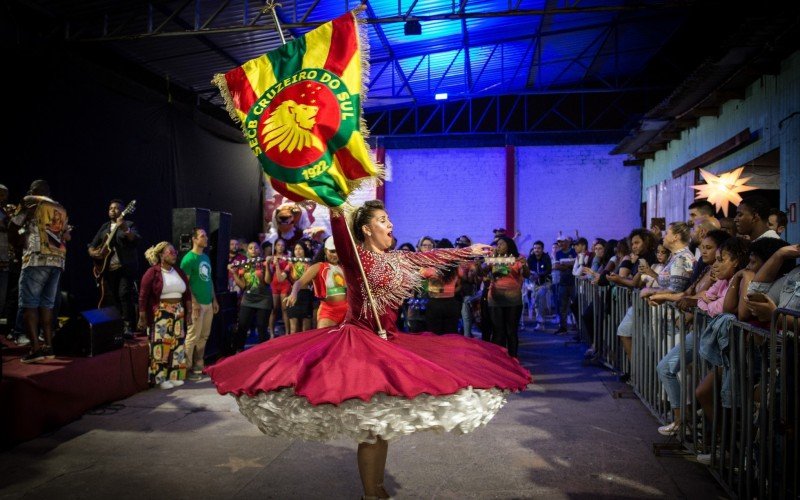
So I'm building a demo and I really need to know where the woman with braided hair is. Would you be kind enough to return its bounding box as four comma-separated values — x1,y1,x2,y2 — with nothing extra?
206,200,531,500
138,242,192,389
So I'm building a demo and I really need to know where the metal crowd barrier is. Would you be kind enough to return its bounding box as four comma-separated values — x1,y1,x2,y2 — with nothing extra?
574,283,798,499
766,308,798,499
575,279,589,342
576,280,632,373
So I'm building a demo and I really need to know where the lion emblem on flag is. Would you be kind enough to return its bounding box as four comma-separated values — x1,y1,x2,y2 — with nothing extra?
262,100,325,153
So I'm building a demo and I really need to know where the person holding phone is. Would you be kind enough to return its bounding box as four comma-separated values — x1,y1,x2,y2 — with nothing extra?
743,243,800,322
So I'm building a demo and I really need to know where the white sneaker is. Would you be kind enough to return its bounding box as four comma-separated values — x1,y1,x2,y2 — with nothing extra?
158,381,174,389
15,335,31,346
171,380,184,387
657,421,681,436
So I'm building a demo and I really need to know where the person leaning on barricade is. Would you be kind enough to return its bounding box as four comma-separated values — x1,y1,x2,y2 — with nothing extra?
594,230,657,365
688,238,794,460
625,224,695,379
579,239,619,359
742,242,800,327
690,239,797,465
643,229,729,336
655,236,749,453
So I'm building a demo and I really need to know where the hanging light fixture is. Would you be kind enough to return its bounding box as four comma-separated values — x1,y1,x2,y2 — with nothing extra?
691,167,757,217
404,19,421,35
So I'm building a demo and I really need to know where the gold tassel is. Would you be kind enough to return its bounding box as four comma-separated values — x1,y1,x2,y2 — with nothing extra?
211,73,244,127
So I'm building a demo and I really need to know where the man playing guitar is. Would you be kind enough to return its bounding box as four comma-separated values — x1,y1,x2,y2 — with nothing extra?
88,199,140,335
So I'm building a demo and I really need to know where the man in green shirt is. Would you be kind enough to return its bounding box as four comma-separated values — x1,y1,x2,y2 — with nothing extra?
180,228,218,380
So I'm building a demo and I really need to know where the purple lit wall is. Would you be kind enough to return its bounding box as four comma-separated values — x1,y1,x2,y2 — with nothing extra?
383,145,641,252
516,145,641,252
384,148,506,246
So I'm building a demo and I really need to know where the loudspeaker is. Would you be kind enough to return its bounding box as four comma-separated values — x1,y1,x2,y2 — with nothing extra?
53,307,124,357
205,291,238,359
209,211,232,292
172,208,210,254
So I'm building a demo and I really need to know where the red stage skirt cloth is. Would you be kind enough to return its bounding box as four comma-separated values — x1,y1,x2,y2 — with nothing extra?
1,337,149,447
206,325,531,442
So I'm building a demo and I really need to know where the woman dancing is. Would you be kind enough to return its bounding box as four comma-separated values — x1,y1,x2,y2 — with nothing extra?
206,201,531,499
285,236,348,328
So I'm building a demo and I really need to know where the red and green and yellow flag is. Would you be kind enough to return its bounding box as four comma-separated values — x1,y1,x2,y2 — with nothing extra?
213,11,380,207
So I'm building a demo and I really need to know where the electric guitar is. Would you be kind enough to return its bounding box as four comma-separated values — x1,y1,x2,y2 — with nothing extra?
91,200,137,285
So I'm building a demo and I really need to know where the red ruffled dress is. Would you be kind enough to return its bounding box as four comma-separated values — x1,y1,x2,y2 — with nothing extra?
206,211,531,443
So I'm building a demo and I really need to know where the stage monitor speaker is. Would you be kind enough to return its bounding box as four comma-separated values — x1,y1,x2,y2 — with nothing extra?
205,291,238,360
172,208,210,255
53,307,124,357
209,211,232,292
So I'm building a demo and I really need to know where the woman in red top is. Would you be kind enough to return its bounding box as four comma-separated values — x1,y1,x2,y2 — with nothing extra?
268,238,291,337
137,242,192,389
285,236,348,328
484,236,530,358
421,239,462,334
206,201,530,500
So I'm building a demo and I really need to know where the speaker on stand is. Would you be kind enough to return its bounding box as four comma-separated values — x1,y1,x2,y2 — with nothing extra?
208,211,236,360
209,211,232,293
171,208,210,260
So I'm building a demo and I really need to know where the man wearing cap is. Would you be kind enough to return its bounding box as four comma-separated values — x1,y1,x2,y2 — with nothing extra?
10,180,71,363
552,235,577,334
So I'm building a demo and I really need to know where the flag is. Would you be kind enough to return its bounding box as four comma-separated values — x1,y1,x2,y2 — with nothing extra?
213,11,380,207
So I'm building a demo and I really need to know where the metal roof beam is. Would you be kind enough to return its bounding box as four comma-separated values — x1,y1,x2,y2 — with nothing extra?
299,0,322,23
152,0,193,35
525,0,556,88
199,0,232,30
469,43,499,93
403,0,421,19
445,100,470,133
371,15,652,65
394,55,427,96
69,3,688,41
473,96,497,130
460,0,472,91
367,60,392,90
359,85,671,111
432,49,462,94
527,94,568,131
500,95,523,131
151,3,242,69
364,0,416,101
507,36,536,92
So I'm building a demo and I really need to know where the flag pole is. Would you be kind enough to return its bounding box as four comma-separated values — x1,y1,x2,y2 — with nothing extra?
264,2,387,339
264,1,286,45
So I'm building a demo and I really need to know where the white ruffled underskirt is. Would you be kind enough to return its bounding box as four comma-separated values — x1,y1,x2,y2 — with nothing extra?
235,387,508,443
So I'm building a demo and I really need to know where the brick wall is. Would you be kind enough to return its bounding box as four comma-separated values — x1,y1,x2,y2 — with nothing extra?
383,145,642,252
384,147,506,246
517,145,642,251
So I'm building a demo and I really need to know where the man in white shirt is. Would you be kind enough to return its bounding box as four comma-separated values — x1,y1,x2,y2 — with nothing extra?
735,196,781,241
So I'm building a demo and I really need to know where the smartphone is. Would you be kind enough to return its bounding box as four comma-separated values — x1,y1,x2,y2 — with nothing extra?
747,292,769,303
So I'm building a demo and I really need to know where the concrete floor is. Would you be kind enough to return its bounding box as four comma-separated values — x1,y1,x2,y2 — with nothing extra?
0,326,727,499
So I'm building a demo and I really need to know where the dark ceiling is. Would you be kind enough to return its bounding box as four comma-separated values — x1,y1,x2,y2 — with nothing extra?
3,0,798,145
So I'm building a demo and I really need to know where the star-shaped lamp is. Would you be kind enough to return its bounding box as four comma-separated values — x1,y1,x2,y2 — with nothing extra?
691,167,757,217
